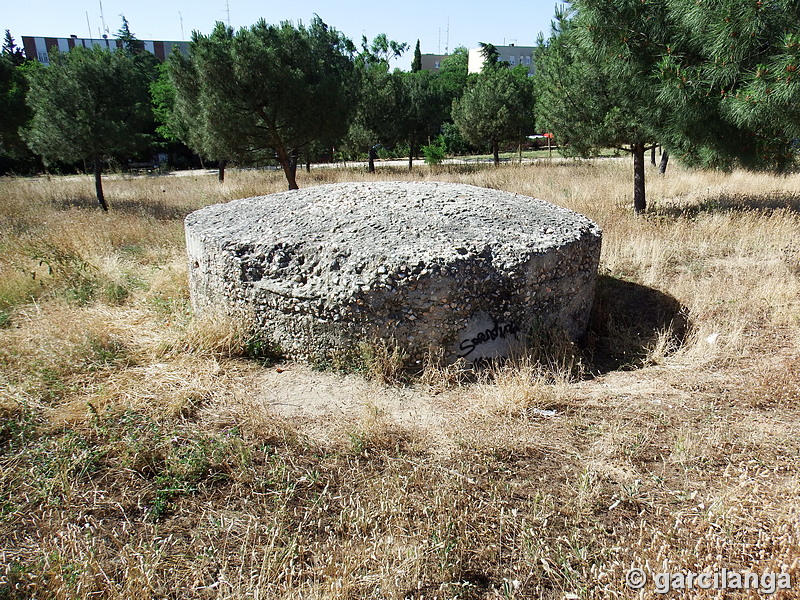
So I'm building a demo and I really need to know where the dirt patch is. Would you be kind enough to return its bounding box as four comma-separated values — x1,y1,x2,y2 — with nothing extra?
251,365,460,453
244,361,713,459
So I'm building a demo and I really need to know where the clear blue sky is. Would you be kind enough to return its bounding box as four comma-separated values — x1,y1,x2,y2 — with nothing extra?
4,0,566,69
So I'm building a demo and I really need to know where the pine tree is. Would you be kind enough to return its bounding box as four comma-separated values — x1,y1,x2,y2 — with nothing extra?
116,16,145,55
348,34,407,172
478,42,501,71
436,46,468,103
24,46,152,210
453,66,535,166
660,0,800,171
0,53,33,169
538,0,800,212
170,18,356,190
397,69,447,170
2,30,25,66
536,4,666,213
411,39,422,72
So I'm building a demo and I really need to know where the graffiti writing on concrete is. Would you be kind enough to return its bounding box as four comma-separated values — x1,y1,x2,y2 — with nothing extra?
457,321,520,358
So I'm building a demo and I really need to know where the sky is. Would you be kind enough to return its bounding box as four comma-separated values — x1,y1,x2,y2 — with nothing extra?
4,0,566,69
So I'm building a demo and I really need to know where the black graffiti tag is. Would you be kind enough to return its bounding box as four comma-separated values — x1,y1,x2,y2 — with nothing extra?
457,321,520,358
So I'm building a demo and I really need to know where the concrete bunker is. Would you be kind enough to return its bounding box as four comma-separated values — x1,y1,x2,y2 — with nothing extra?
185,181,602,366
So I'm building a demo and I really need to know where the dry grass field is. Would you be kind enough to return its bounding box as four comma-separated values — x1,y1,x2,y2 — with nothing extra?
1,159,799,599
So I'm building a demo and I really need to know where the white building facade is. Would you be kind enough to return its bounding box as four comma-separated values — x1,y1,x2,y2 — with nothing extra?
467,44,535,75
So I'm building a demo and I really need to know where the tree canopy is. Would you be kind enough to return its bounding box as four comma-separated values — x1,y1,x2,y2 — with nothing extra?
537,0,800,212
2,30,25,66
437,46,469,108
169,17,356,189
535,3,666,212
453,66,535,166
659,0,800,172
397,70,448,170
6,7,800,200
24,46,152,210
411,39,422,72
347,35,407,172
0,54,33,169
116,17,146,56
0,29,30,169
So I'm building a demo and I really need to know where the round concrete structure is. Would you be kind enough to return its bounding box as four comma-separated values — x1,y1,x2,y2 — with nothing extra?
185,181,602,366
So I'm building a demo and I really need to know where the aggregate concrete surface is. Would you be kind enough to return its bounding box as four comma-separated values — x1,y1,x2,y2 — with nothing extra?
185,181,602,366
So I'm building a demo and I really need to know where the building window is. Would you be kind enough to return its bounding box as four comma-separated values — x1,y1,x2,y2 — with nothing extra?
509,56,516,65
37,51,49,63
525,56,531,65
435,61,440,69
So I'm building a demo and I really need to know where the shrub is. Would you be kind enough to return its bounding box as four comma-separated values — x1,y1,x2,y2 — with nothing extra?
422,135,447,165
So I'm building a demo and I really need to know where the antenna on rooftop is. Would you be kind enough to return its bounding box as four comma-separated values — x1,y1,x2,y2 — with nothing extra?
179,11,185,39
98,0,108,34
225,0,231,27
446,18,449,54
86,12,92,39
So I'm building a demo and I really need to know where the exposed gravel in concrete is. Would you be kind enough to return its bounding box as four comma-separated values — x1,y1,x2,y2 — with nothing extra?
185,181,602,366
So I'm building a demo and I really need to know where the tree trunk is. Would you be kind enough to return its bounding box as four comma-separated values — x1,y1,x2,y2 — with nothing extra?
632,142,646,214
368,145,376,173
218,159,226,183
93,157,109,212
306,157,311,173
492,140,500,167
275,144,299,190
289,149,300,189
408,142,414,171
282,162,298,189
651,144,657,166
659,150,670,175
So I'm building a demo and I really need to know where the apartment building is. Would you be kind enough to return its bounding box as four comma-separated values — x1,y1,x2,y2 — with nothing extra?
21,35,189,64
420,54,449,72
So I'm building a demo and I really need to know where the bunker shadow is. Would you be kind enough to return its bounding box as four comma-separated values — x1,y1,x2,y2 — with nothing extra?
582,274,690,374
